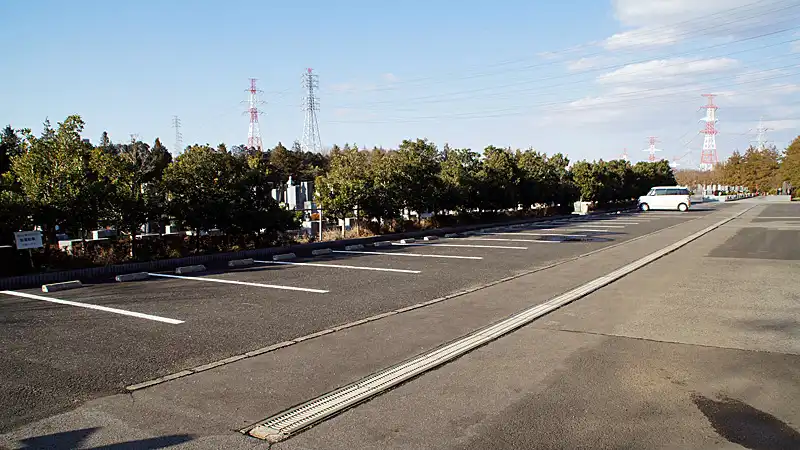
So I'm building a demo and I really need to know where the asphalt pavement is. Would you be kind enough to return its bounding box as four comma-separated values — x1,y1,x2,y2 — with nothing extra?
3,201,788,449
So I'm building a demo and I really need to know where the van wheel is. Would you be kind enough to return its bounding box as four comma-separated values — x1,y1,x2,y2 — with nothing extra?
640,203,650,212
678,203,688,212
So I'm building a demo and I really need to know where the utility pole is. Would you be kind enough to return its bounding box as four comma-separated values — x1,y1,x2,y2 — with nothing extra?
754,116,771,151
643,137,661,162
301,68,324,154
699,94,719,171
246,78,264,152
171,115,183,154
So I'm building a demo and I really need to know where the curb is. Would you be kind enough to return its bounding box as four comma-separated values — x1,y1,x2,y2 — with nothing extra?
272,253,297,261
115,272,149,282
228,258,255,268
175,265,206,275
41,280,83,293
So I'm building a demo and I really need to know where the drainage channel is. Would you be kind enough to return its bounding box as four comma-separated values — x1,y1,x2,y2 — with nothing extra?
243,205,754,443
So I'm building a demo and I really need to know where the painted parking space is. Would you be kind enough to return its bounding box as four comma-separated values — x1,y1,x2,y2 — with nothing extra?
0,205,727,436
0,290,185,324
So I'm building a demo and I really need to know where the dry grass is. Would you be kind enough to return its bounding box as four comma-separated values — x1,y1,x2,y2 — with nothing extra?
319,224,376,242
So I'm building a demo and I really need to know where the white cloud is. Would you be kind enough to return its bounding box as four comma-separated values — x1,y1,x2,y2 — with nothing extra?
381,73,399,83
566,57,605,71
606,0,788,49
604,27,680,50
735,68,788,83
792,33,800,53
597,57,739,85
762,119,800,131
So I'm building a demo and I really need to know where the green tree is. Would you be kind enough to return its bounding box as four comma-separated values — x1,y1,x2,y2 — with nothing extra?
268,142,303,184
740,146,781,192
11,116,100,245
632,161,676,195
385,139,441,218
779,136,800,195
571,161,602,202
478,146,518,211
163,145,293,247
516,149,549,208
0,125,23,174
91,138,172,257
314,146,371,222
546,153,576,207
439,147,481,213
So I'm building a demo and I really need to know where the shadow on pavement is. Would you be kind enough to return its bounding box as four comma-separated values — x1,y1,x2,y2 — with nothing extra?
691,393,800,450
16,427,192,449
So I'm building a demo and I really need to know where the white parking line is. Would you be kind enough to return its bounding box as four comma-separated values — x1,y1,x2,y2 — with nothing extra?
535,227,614,233
0,290,185,324
254,260,420,274
147,273,328,293
460,237,561,243
332,250,483,260
602,221,640,224
574,224,626,229
481,232,587,238
392,242,528,250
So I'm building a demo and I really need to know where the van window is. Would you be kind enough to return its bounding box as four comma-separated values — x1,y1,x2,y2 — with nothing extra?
653,189,667,196
666,189,680,195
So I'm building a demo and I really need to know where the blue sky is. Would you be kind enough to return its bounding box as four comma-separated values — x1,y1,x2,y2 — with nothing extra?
1,0,799,166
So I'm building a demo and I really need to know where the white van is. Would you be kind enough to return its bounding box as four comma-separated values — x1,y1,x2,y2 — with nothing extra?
638,186,692,212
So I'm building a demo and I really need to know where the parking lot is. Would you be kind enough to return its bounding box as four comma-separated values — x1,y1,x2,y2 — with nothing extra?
0,206,723,432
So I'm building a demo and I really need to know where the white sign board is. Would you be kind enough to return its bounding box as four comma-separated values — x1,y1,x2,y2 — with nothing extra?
14,231,43,250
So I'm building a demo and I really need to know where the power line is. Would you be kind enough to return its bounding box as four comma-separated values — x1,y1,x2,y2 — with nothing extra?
330,29,800,109
335,0,800,93
327,63,800,124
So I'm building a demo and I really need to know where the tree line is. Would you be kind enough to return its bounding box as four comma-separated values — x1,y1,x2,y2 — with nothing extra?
315,139,677,224
0,115,327,258
675,136,800,194
2,114,678,269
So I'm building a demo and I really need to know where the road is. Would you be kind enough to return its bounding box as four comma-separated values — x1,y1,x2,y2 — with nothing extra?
1,198,798,449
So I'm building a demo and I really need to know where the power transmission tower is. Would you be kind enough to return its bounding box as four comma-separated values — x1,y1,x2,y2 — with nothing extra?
245,78,264,152
754,116,771,151
642,136,662,162
699,94,719,171
171,115,183,154
620,148,630,162
302,68,324,154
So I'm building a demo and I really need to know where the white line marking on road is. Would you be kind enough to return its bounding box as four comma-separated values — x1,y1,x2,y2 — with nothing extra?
534,227,615,233
0,290,184,324
147,273,328,293
478,232,587,238
246,205,755,443
749,216,800,220
574,224,626,229
460,237,561,243
254,260,420,274
392,242,528,250
332,250,483,260
602,221,640,224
